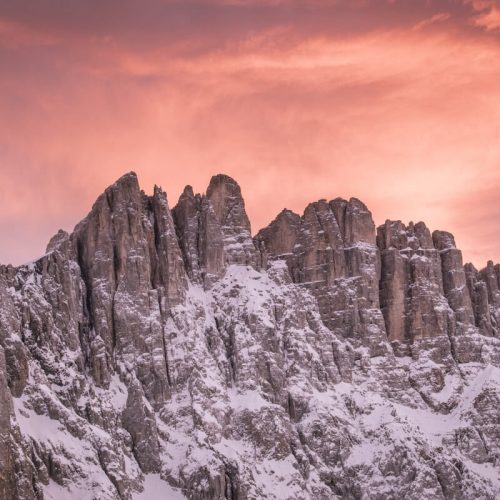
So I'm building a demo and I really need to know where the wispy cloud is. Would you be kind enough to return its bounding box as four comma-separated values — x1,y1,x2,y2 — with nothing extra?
412,12,451,31
0,1,499,266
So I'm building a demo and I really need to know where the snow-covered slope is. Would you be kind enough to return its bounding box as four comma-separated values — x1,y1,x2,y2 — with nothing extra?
0,172,499,499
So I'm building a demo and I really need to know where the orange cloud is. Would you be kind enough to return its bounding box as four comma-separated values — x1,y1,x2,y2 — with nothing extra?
0,1,499,268
475,6,500,30
465,0,500,30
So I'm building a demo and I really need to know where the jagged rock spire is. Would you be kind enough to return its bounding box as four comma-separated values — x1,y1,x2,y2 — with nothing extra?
173,174,258,288
206,174,259,267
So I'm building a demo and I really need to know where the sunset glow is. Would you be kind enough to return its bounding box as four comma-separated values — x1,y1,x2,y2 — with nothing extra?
1,0,499,266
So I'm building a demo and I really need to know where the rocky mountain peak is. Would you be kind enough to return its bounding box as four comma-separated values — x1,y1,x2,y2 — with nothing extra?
0,172,499,500
180,184,195,198
173,174,258,287
206,174,258,267
206,174,248,226
104,170,141,203
432,229,457,250
330,196,376,245
377,219,433,250
45,229,69,253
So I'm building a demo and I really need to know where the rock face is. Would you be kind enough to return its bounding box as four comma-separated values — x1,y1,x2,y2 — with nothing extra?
377,220,449,343
433,230,475,333
173,175,258,288
0,172,499,500
256,198,386,357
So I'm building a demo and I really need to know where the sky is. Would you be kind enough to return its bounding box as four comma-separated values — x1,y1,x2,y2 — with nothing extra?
0,0,499,267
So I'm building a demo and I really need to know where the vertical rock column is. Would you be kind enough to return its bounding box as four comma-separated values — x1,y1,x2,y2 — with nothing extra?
432,231,475,334
377,221,453,349
173,186,225,286
173,175,258,287
479,261,500,335
71,172,190,473
465,261,500,337
257,197,387,352
73,172,187,407
0,346,14,500
331,197,382,315
206,174,259,268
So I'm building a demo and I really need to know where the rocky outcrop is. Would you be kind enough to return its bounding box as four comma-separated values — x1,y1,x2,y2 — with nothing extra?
465,261,500,338
256,198,387,356
206,174,259,269
377,220,452,344
433,230,475,333
0,172,499,500
173,185,225,286
173,175,258,288
0,346,14,499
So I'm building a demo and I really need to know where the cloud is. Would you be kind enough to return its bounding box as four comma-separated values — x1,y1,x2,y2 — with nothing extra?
412,12,451,31
465,0,500,31
0,1,499,266
475,6,500,30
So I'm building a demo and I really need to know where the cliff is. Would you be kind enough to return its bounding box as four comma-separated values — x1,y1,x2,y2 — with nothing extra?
0,172,499,499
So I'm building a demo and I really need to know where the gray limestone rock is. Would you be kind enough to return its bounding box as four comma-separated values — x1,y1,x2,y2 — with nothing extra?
0,172,499,500
256,197,387,356
173,175,258,289
173,185,225,286
465,262,500,338
433,230,475,333
0,346,14,499
206,174,259,268
377,220,452,344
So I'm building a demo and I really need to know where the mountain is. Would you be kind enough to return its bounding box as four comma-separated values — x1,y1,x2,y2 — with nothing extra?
0,171,499,499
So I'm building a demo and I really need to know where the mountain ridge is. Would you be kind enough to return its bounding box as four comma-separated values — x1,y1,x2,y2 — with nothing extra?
0,171,499,499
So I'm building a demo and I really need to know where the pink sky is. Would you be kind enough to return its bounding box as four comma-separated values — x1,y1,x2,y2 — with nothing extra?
1,0,500,267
